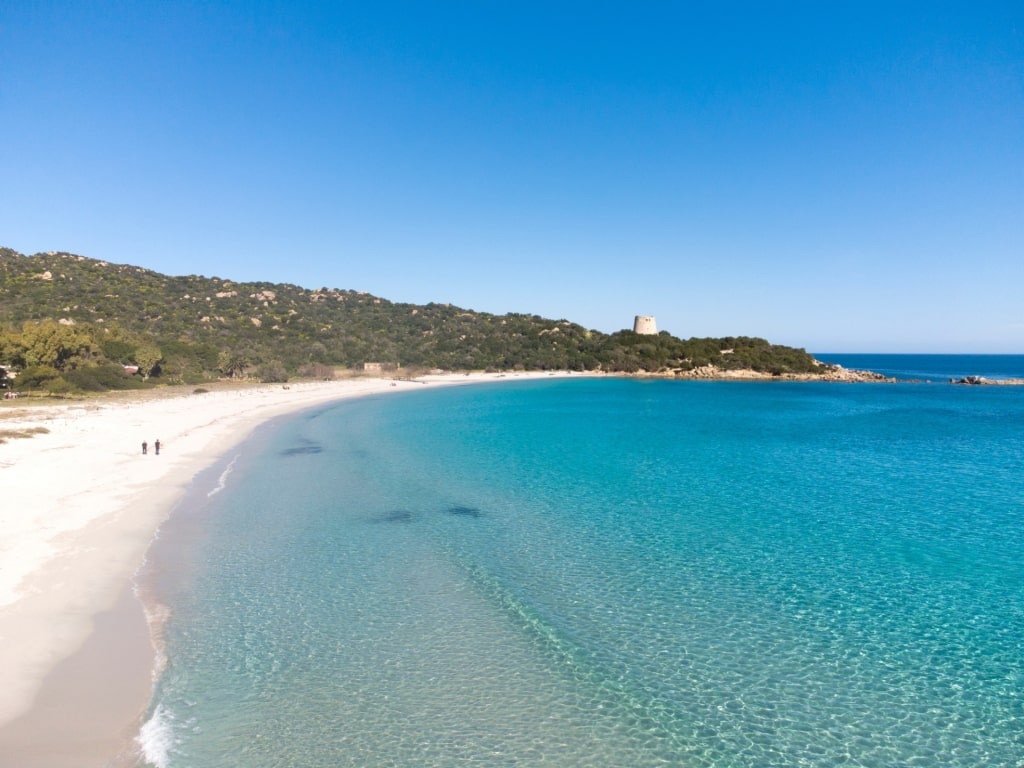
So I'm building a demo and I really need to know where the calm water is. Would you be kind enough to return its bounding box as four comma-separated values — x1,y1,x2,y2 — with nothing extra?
816,353,1024,382
137,363,1024,767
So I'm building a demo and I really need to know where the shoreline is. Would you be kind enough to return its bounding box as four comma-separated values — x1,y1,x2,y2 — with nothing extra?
0,371,575,766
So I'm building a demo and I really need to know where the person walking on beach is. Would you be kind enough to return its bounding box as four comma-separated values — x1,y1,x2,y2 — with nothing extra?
155,439,161,455
142,441,148,455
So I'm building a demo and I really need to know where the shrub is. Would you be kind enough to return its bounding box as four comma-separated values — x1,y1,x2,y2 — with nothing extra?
65,364,149,391
299,362,335,380
13,365,62,390
45,377,74,396
257,361,289,383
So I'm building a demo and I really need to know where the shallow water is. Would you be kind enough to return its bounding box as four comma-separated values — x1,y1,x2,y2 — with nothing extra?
138,373,1024,767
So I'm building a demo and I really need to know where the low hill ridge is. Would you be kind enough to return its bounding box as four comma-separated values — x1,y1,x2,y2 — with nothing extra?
1,247,826,388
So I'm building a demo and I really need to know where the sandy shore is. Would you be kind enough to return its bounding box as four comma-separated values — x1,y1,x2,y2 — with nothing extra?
0,371,570,766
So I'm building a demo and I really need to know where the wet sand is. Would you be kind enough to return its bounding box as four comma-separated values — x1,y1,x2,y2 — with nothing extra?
0,585,151,767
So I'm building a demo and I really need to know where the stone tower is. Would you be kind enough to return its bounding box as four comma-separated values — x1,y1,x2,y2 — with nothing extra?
633,315,657,335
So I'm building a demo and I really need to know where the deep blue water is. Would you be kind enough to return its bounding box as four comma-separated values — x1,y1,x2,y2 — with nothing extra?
137,365,1024,767
815,353,1024,382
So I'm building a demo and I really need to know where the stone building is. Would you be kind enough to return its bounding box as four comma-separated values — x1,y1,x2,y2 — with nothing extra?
633,315,657,335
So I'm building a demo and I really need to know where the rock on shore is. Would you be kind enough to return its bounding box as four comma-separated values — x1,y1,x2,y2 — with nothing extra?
666,363,894,382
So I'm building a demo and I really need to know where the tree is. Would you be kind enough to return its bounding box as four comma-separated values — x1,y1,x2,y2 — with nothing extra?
133,343,163,379
0,326,24,369
100,338,136,363
19,321,94,371
218,350,249,379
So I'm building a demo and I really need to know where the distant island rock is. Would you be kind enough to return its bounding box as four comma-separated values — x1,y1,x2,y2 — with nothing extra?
951,375,1024,386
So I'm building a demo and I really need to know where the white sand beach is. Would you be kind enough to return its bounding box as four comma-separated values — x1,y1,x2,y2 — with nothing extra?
0,371,573,766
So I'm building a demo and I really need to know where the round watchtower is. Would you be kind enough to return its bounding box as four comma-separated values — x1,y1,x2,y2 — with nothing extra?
633,315,657,335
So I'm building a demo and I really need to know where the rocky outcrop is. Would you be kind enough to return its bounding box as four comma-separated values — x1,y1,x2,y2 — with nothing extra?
814,365,894,383
951,376,1024,386
667,364,895,382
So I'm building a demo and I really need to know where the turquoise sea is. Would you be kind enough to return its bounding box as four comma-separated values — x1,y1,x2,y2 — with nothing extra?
136,356,1024,767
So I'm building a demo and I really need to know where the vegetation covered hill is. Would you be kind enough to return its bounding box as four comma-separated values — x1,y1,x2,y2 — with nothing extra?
0,247,823,390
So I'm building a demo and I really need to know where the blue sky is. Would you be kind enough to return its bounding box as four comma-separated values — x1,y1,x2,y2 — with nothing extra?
2,2,1021,352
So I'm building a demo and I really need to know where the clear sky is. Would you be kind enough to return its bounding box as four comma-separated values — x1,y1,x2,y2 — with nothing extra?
1,2,1021,352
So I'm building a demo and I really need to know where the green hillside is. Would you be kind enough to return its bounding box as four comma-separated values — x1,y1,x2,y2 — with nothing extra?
0,248,822,391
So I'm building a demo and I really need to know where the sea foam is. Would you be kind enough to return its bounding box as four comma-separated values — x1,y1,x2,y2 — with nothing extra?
136,704,174,768
206,456,237,497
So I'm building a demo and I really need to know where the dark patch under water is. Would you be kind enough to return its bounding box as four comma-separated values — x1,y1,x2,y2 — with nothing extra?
280,444,323,456
374,510,415,523
446,506,482,518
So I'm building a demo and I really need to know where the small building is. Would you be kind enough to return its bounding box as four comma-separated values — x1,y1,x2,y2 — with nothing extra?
633,315,657,335
362,362,397,373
